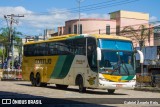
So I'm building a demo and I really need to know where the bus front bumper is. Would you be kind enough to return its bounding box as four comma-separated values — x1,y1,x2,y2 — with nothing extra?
98,79,136,90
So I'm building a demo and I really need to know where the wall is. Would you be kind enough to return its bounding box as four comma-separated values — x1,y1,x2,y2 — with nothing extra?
110,10,153,47
64,18,116,35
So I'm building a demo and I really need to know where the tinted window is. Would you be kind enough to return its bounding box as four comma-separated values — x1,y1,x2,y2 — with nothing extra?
74,25,77,34
24,38,86,56
98,39,133,51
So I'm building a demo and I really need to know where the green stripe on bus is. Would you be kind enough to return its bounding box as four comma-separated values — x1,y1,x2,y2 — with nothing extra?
126,75,134,80
121,76,128,80
51,56,67,78
59,55,75,78
51,55,75,79
121,76,134,80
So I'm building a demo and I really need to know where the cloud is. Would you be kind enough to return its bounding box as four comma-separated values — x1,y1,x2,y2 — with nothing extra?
0,6,109,35
149,16,158,22
149,16,160,27
81,13,110,19
0,6,32,17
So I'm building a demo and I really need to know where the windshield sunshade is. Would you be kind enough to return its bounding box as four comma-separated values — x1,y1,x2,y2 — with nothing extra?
98,39,133,51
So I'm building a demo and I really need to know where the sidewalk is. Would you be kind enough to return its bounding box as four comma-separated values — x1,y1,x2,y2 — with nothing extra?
134,86,160,93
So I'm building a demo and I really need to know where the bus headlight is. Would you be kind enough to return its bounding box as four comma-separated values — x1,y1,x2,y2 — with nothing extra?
99,78,109,81
99,78,106,81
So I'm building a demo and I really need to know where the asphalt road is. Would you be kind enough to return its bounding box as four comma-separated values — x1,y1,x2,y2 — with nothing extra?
0,81,159,107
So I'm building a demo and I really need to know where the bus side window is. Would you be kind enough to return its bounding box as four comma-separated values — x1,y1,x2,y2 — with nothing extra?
24,45,28,56
45,43,50,56
73,38,86,55
65,40,74,55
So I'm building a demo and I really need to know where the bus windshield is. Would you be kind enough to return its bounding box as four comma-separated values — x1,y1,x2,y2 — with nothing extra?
98,39,135,76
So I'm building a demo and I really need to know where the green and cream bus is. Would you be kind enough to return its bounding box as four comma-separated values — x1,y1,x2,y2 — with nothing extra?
22,34,143,93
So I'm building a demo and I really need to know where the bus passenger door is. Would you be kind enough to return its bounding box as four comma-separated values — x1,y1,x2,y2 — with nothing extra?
86,37,98,88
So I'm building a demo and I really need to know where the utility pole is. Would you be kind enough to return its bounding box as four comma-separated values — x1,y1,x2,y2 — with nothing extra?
4,14,24,70
77,0,83,34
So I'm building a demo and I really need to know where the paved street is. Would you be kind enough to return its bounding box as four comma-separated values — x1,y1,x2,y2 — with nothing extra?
0,81,159,107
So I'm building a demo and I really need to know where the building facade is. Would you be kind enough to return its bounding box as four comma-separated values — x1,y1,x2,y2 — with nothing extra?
58,10,154,47
154,26,160,46
63,18,116,35
110,10,153,47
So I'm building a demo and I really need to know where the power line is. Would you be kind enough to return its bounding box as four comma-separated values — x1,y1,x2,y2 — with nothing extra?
1,0,141,34
106,21,160,31
24,0,117,15
73,0,140,13
56,23,159,35
22,0,140,15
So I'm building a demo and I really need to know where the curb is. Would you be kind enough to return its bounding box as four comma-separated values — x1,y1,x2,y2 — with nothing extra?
1,78,24,81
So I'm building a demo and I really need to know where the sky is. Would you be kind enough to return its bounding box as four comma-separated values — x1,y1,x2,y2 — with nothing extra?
0,0,159,37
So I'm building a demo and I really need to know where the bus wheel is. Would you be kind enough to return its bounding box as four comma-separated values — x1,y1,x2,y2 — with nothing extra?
108,89,115,94
78,76,86,93
30,73,36,86
41,83,47,87
56,84,68,89
36,73,41,87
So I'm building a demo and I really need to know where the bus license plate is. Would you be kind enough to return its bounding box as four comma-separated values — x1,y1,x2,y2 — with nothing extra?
116,84,123,87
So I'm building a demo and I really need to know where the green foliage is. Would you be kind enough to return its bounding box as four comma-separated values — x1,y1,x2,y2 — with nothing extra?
0,27,22,43
0,27,10,37
121,25,151,41
0,27,23,59
0,49,2,57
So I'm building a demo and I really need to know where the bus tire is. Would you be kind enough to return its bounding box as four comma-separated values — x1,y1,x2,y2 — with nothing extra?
77,76,86,93
35,73,41,87
56,84,68,89
41,83,47,87
30,73,36,86
108,89,115,94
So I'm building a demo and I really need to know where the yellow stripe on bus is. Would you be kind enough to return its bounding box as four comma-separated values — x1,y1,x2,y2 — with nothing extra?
102,74,127,82
45,56,59,82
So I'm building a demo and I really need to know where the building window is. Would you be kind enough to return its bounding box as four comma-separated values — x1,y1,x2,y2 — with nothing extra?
74,25,77,34
68,27,71,34
106,25,110,35
80,24,82,34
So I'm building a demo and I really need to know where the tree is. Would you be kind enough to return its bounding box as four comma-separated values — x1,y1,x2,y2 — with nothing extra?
0,27,23,67
0,32,9,59
121,24,152,50
121,24,153,82
0,49,3,58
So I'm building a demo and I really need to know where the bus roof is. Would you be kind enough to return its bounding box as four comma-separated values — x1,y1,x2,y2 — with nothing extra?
24,34,131,45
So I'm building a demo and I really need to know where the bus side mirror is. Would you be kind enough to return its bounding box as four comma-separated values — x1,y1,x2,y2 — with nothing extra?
134,48,137,53
137,50,144,64
97,47,101,61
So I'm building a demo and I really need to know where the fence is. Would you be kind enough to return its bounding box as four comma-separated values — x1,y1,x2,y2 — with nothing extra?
154,75,160,87
136,73,151,83
136,73,160,87
0,69,22,80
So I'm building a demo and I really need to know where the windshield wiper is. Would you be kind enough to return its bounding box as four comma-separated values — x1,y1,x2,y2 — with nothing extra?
121,61,130,75
111,61,130,75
